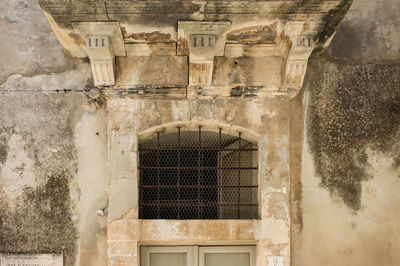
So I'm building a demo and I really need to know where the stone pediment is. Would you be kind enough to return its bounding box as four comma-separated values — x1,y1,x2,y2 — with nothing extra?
39,0,352,99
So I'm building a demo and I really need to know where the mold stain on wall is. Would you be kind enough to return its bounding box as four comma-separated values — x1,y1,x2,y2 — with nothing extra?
0,92,86,266
0,133,8,165
307,62,400,210
0,171,77,265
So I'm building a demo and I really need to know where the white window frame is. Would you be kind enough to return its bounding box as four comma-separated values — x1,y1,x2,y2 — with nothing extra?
199,246,256,266
141,246,195,266
141,246,256,266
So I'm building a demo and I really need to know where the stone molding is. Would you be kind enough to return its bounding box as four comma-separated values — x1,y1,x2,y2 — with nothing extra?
41,1,351,99
177,21,231,57
280,21,322,91
71,22,126,56
51,19,330,96
72,22,126,86
178,21,231,86
90,60,115,86
48,19,329,97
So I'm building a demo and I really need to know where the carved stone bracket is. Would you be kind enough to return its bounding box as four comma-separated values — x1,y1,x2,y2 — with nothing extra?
72,22,126,86
178,21,231,86
281,22,322,91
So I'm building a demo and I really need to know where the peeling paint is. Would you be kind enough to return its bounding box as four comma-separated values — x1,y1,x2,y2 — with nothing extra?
0,134,8,165
121,27,172,43
68,32,85,46
227,23,277,44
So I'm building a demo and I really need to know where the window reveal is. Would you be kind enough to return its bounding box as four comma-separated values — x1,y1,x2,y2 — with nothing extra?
139,127,258,219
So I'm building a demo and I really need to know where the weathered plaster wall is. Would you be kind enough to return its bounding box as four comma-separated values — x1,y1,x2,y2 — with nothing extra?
0,0,77,83
0,1,108,265
2,0,399,266
0,91,78,266
293,0,400,265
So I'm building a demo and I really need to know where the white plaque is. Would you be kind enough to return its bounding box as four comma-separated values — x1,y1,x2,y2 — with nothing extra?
0,253,63,266
268,255,284,266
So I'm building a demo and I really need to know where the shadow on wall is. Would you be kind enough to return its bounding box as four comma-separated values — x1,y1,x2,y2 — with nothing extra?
328,0,400,64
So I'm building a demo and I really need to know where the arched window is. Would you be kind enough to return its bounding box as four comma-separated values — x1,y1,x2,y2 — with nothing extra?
139,126,258,219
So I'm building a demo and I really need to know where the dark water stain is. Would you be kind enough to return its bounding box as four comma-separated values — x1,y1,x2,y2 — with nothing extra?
68,32,85,46
393,156,400,169
0,136,8,165
315,0,353,45
328,21,362,62
0,171,77,266
308,63,400,210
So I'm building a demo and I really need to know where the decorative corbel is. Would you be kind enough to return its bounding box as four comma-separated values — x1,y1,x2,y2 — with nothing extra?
281,22,322,92
71,22,126,87
178,21,231,86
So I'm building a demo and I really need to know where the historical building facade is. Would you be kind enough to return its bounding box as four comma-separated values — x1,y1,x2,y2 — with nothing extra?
1,0,400,266
35,1,352,265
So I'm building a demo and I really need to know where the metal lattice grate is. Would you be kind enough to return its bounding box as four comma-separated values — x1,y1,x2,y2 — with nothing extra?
139,127,258,219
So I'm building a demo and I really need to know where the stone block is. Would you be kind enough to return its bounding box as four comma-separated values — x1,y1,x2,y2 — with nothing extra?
108,241,138,256
91,60,115,86
110,255,137,266
108,219,139,241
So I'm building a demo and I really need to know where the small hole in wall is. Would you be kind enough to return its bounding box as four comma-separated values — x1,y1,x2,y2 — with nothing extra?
234,61,238,65
96,132,99,136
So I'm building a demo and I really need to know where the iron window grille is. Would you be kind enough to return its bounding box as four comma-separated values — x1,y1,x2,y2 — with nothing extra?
139,126,258,219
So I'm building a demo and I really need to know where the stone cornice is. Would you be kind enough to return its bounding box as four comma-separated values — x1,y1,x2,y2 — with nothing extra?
39,0,352,99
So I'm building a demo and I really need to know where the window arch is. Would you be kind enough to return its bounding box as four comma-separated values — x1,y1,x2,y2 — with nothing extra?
138,126,259,219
